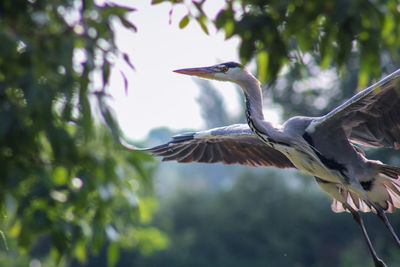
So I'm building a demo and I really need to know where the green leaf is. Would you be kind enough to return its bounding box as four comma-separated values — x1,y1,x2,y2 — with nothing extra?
224,20,235,39
0,230,8,250
53,166,69,185
107,242,120,267
98,100,121,142
79,92,93,140
122,52,135,70
120,70,129,95
257,50,269,83
103,61,110,87
135,227,169,256
179,15,190,29
74,241,87,263
197,15,209,35
120,18,138,32
151,0,166,4
239,39,255,63
215,13,225,29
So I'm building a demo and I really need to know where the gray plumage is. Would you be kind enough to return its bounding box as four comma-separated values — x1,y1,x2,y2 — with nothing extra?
138,62,400,267
309,70,400,148
150,124,294,168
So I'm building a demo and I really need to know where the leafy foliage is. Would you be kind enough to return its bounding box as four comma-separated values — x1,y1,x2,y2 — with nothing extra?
153,0,400,86
3,0,398,265
0,0,160,265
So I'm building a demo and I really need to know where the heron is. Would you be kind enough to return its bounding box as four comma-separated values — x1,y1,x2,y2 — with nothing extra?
138,62,400,266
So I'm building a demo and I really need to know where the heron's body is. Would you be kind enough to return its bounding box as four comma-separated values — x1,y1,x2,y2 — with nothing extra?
251,114,399,212
246,103,345,184
137,62,400,266
268,119,346,184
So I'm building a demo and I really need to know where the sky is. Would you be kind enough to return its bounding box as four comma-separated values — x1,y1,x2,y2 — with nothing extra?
109,1,243,141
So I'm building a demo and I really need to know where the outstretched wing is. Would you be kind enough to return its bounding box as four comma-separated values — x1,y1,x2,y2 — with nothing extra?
146,124,294,168
307,68,400,148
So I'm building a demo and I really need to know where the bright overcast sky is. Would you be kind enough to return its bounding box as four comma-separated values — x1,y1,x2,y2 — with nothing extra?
109,1,242,140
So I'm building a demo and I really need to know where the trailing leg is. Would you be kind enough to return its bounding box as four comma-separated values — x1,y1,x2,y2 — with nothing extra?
371,202,400,248
342,203,386,267
314,177,386,267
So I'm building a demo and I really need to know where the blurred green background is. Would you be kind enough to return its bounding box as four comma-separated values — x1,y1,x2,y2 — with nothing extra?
1,0,400,266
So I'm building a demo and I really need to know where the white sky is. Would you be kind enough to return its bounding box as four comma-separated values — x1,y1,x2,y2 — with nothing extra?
109,1,243,140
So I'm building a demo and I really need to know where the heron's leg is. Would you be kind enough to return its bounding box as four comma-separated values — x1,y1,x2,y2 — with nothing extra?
371,202,400,248
342,203,386,267
348,182,400,248
313,178,386,267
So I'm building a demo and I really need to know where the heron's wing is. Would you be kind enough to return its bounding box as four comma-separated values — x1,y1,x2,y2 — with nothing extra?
146,124,294,168
308,68,400,148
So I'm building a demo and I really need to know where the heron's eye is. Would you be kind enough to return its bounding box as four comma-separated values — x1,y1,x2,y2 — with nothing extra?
221,66,229,73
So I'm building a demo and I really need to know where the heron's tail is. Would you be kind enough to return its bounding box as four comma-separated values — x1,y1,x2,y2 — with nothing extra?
367,163,400,212
331,163,400,213
376,164,400,179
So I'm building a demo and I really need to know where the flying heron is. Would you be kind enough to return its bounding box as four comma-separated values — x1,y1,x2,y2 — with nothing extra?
137,62,400,266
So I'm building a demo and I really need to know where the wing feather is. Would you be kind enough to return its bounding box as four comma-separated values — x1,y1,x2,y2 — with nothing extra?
146,124,294,169
308,68,400,148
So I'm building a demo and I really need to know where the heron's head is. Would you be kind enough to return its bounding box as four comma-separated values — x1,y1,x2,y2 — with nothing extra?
173,62,251,85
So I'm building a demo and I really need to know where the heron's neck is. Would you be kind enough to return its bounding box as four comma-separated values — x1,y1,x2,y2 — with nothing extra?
240,76,284,146
240,77,264,121
245,92,264,133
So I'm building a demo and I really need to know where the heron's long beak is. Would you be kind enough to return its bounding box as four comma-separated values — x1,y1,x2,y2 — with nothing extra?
173,66,216,79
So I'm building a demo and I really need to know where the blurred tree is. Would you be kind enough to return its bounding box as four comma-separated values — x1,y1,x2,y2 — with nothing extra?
0,0,160,266
196,80,230,128
119,170,400,267
196,80,247,128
